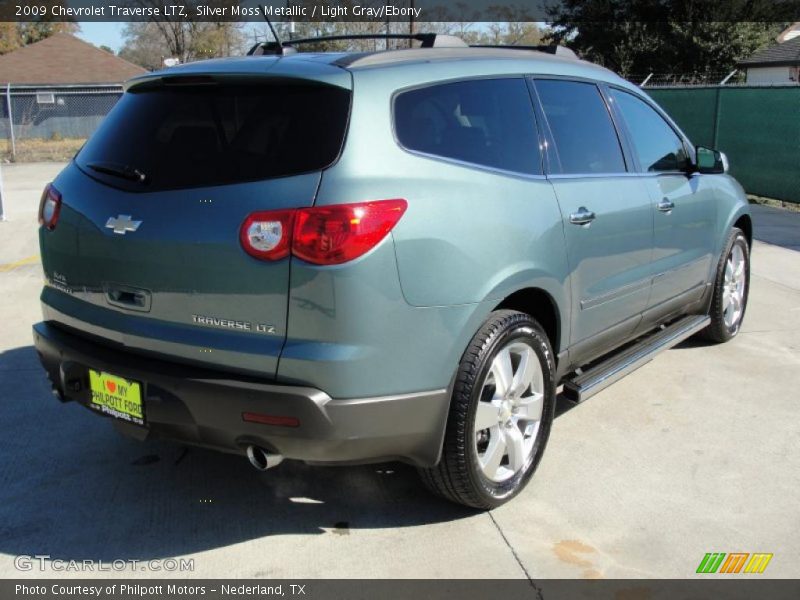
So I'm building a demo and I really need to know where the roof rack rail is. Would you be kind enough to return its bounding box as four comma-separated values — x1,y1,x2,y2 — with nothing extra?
247,33,468,56
470,44,579,59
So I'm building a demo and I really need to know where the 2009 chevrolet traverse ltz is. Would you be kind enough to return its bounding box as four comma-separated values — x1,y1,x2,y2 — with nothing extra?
33,34,751,508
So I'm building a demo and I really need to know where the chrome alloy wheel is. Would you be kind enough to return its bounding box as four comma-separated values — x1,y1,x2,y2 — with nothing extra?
474,341,544,483
722,244,746,330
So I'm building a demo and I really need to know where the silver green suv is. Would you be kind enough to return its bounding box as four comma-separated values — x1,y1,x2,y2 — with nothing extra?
33,35,751,508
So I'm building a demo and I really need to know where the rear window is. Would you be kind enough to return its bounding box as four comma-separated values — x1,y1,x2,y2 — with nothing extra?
394,78,542,175
76,82,351,191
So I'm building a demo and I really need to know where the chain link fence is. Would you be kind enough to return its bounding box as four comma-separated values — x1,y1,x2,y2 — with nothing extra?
629,71,749,88
1,84,123,162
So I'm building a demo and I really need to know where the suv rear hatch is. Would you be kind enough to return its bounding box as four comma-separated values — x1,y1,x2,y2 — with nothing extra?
40,64,351,377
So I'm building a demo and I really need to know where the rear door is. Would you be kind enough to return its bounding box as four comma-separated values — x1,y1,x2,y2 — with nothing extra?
533,79,654,363
40,76,351,377
606,87,717,315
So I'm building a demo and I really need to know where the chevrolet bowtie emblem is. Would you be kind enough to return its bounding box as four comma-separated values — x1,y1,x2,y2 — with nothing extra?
105,215,142,235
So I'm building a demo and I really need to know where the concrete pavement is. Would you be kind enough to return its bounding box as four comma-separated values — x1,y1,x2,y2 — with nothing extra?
0,163,798,579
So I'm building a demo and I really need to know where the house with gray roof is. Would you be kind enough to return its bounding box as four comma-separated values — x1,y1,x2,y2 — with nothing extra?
738,34,800,85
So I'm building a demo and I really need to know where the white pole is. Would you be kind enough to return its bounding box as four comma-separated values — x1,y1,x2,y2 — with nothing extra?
720,70,738,85
5,83,15,160
0,162,6,221
639,73,653,87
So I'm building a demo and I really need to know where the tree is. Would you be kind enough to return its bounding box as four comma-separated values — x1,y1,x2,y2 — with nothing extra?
119,20,246,69
117,0,246,68
250,19,548,53
546,0,789,79
0,23,21,54
99,45,115,55
0,14,80,56
16,22,79,46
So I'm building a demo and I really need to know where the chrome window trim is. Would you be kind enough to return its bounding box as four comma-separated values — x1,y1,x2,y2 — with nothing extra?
400,147,548,181
548,172,637,179
547,170,688,180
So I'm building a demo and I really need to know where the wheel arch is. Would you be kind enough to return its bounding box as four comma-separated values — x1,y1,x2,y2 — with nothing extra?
734,213,753,247
493,287,562,356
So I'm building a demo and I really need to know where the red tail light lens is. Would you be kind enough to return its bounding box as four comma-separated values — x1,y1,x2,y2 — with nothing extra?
38,183,62,231
293,199,407,265
239,209,296,261
240,199,407,265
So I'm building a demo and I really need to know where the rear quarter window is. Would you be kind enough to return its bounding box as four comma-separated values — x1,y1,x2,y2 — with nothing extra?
76,82,351,191
394,78,542,176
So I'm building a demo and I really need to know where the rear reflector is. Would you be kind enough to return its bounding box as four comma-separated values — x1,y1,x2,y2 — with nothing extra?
38,183,62,231
242,412,300,428
240,199,407,266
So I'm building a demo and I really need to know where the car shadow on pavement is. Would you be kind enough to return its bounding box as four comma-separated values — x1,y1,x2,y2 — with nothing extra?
0,345,478,564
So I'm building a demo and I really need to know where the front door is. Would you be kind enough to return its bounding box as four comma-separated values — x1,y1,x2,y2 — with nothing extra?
534,79,654,363
607,87,717,315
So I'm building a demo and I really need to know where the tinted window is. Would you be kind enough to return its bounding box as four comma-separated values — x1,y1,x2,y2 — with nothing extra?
610,89,690,172
536,80,626,174
77,82,351,191
394,78,541,175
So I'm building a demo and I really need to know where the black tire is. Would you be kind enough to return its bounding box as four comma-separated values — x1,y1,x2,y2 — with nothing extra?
419,310,556,509
701,227,750,343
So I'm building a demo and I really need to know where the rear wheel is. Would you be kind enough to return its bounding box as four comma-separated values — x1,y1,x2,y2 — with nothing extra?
419,310,556,509
702,228,750,343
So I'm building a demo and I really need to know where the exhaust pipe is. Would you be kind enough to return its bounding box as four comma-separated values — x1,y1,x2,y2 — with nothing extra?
246,445,283,471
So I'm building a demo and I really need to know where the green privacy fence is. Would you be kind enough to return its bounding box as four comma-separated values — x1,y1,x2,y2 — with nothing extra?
647,86,800,203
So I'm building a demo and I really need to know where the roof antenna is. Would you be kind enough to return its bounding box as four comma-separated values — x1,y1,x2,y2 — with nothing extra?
261,5,284,55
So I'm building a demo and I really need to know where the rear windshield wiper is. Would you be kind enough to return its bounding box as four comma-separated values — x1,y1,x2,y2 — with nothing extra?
86,162,148,184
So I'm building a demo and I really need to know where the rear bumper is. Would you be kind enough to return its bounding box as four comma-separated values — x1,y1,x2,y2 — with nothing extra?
32,322,449,467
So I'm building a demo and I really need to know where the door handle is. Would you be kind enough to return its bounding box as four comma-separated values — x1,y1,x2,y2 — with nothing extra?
569,207,596,225
657,199,675,213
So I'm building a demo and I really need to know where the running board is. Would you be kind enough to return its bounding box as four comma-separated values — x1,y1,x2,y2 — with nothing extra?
563,315,710,404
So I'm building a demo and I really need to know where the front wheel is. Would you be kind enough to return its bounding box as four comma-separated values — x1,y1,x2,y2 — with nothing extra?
701,227,750,343
419,310,556,509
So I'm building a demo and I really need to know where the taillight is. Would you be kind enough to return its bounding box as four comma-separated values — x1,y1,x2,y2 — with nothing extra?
239,209,296,261
38,183,62,231
240,199,407,266
293,200,407,265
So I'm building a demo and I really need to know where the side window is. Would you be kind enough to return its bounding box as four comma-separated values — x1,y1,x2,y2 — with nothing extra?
535,79,626,174
394,78,542,175
609,88,690,173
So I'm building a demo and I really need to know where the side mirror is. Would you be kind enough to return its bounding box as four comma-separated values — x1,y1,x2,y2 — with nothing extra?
695,146,728,174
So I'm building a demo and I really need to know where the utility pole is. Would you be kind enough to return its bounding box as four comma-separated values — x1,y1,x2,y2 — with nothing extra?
5,83,15,161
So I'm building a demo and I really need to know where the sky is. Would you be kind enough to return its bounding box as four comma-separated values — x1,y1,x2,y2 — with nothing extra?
76,22,127,52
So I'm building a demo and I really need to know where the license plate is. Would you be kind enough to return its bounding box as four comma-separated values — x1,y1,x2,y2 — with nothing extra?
88,370,144,425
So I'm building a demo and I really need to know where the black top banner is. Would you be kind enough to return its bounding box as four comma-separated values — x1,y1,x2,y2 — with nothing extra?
1,0,799,22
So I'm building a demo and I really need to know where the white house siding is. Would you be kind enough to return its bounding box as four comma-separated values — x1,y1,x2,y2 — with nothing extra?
745,66,798,84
